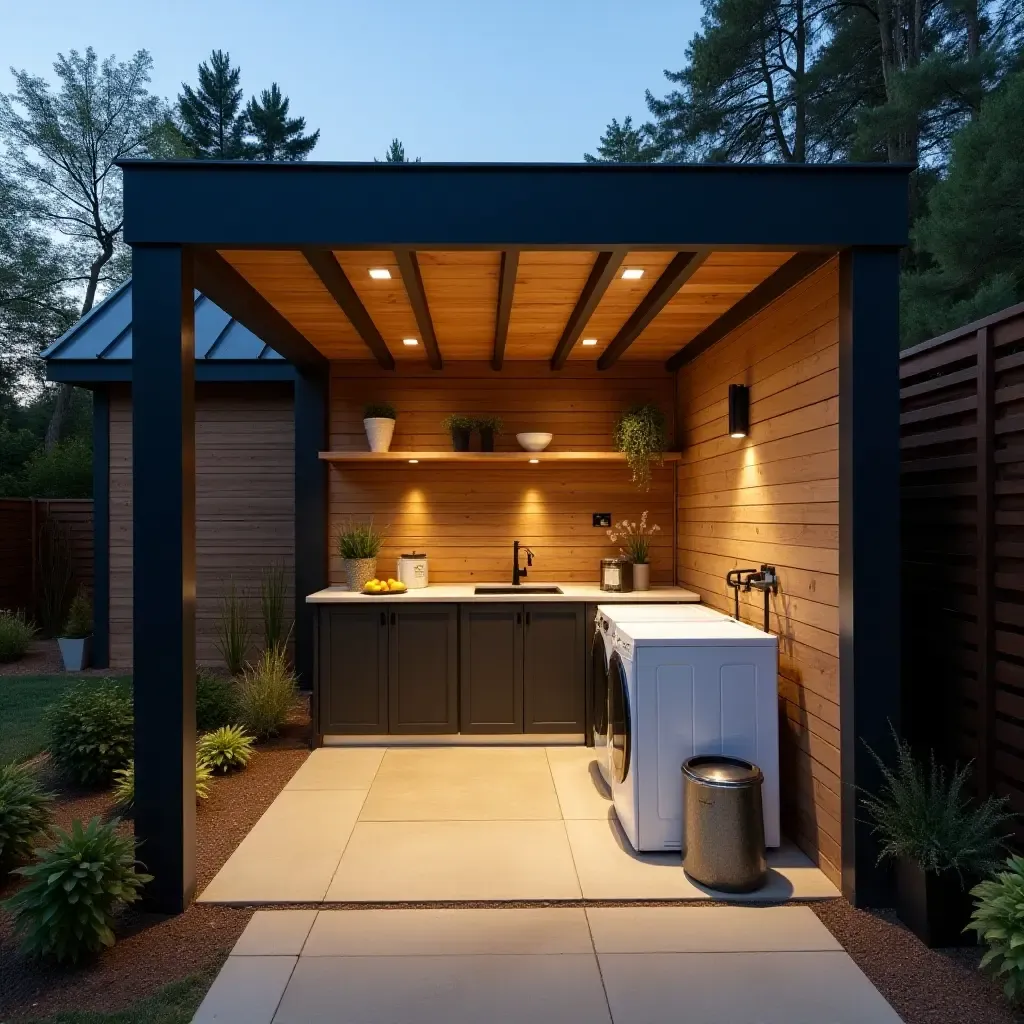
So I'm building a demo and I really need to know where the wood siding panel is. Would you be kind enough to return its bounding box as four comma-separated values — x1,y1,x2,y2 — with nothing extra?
675,258,841,887
109,384,294,668
329,362,675,585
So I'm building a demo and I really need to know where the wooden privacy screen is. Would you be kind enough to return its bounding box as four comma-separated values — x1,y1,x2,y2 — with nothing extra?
327,362,676,585
674,259,841,887
109,383,294,667
901,302,1024,826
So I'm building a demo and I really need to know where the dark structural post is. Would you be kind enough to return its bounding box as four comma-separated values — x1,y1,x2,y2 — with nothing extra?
91,388,110,668
839,247,901,908
294,368,328,692
132,245,197,913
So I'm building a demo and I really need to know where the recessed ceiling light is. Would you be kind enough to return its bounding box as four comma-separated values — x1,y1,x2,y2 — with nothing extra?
408,459,419,464
581,338,598,347
368,268,391,280
402,338,418,346
529,458,539,464
621,268,644,280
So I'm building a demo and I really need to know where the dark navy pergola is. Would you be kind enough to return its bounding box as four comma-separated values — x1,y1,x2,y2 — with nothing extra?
119,159,910,913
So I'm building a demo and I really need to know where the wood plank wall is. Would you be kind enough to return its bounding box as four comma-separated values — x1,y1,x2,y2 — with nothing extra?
674,259,841,886
328,363,676,585
109,384,294,667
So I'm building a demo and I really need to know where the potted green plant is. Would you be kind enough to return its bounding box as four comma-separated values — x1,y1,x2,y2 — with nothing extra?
337,520,386,590
363,402,397,453
861,729,1014,947
442,414,473,452
57,587,92,671
606,512,661,591
614,402,668,491
474,415,503,452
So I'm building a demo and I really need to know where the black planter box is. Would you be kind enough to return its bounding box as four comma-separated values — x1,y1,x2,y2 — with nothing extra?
450,426,471,452
896,857,976,947
479,427,495,452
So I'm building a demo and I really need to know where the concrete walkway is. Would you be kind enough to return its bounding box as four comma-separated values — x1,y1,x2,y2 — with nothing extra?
193,906,904,1023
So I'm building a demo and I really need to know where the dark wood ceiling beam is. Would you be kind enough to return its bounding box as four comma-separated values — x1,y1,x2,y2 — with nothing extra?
301,249,395,370
192,249,327,374
394,249,442,370
665,251,833,372
596,251,709,370
549,249,626,370
491,250,519,371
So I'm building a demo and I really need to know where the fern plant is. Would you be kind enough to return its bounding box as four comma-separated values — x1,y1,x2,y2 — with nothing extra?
968,856,1024,1002
860,728,1014,877
2,817,151,964
198,726,255,774
216,581,251,677
0,763,53,872
113,750,214,809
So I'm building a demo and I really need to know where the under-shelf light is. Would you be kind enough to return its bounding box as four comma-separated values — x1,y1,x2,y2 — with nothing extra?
408,459,419,464
529,458,540,464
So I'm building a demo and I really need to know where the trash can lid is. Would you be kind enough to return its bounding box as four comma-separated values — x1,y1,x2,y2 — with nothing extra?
682,755,763,786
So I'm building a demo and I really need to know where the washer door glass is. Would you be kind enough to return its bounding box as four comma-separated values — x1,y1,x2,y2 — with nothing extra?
609,651,631,784
590,630,610,745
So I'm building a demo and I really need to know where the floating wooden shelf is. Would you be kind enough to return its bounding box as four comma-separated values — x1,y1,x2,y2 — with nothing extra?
319,450,682,464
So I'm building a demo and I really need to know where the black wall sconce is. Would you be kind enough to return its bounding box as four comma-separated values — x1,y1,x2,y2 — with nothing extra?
729,383,750,438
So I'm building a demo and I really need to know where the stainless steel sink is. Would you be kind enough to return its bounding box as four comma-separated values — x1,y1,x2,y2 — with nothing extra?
473,585,563,595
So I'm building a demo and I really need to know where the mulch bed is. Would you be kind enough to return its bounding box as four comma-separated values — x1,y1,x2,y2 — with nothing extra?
0,640,116,678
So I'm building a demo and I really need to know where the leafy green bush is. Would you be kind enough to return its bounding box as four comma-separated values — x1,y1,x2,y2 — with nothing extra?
113,749,214,809
237,647,297,739
0,609,37,663
198,725,255,774
2,817,150,963
22,435,93,499
46,681,133,787
196,667,239,731
62,586,92,638
861,729,1014,876
337,520,385,560
968,856,1024,1002
0,763,53,872
614,402,667,491
215,581,251,677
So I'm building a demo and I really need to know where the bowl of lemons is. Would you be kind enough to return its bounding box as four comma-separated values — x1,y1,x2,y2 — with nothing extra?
362,578,408,595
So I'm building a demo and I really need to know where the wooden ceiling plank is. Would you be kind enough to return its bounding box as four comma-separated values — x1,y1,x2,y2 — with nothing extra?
549,250,626,370
301,249,395,370
492,250,519,370
665,251,833,372
596,251,709,370
394,250,443,370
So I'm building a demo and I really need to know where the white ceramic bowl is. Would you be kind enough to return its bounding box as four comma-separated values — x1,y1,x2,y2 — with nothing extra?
516,432,553,452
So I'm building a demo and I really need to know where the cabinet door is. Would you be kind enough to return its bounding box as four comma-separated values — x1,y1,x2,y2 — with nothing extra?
319,605,388,734
459,604,524,733
523,604,586,733
388,603,458,734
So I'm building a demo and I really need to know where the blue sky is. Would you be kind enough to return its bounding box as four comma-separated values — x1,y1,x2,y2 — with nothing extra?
2,0,702,161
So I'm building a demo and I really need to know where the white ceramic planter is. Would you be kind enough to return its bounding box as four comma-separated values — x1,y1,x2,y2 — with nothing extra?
58,635,91,671
364,417,396,453
632,563,651,591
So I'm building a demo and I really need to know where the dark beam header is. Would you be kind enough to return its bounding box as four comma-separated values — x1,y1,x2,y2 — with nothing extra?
394,250,442,370
550,250,625,370
491,251,519,371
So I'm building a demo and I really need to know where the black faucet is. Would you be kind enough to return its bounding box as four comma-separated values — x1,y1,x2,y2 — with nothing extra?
725,565,778,632
512,540,534,586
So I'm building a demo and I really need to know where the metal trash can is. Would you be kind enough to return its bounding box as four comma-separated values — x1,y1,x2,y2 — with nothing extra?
681,755,767,893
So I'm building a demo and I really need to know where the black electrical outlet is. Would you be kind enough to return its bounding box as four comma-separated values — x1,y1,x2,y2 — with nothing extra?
593,513,611,528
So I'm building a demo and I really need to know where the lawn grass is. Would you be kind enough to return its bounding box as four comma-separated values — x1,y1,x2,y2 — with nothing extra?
24,970,216,1024
0,675,131,765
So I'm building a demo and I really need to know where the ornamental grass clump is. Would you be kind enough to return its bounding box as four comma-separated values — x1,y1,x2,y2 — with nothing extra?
216,581,251,677
260,563,291,655
113,749,214,809
2,817,151,964
46,680,133,788
337,520,385,560
0,609,37,663
0,763,53,872
968,856,1024,1003
198,725,255,774
237,646,297,739
613,403,667,491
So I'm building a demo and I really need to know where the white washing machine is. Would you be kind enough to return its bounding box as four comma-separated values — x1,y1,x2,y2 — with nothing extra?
608,617,780,852
590,604,731,784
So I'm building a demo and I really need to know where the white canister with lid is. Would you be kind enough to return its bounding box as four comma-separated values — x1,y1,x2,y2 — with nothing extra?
396,552,429,589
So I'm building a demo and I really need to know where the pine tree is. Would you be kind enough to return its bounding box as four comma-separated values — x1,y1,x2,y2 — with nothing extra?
376,138,421,162
584,117,659,162
177,50,247,159
245,84,320,160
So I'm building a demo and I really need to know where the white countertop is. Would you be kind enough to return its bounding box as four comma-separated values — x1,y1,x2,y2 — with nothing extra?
306,584,702,604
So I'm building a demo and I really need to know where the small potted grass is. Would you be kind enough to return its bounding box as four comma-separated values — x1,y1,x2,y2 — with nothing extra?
338,520,386,591
57,587,92,671
442,415,473,452
363,402,397,453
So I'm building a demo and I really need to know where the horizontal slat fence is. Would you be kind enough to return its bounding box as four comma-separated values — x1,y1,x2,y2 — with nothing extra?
901,302,1024,827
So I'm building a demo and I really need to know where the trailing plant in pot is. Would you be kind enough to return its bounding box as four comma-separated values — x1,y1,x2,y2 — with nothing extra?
614,403,667,491
474,415,503,452
57,587,92,671
338,520,386,590
607,512,661,591
363,402,397,453
861,728,1014,947
441,414,473,452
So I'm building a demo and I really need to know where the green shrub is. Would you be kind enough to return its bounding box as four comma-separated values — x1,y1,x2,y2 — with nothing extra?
337,519,385,560
113,749,214,809
260,563,291,655
196,667,239,731
363,401,396,419
968,856,1024,1002
62,586,92,638
860,728,1014,877
2,817,150,963
198,725,255,774
46,680,133,787
215,581,251,677
22,435,93,499
0,763,53,872
0,609,37,663
237,646,297,739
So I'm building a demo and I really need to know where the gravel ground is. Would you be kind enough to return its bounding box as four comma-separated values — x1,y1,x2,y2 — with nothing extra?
0,640,117,678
